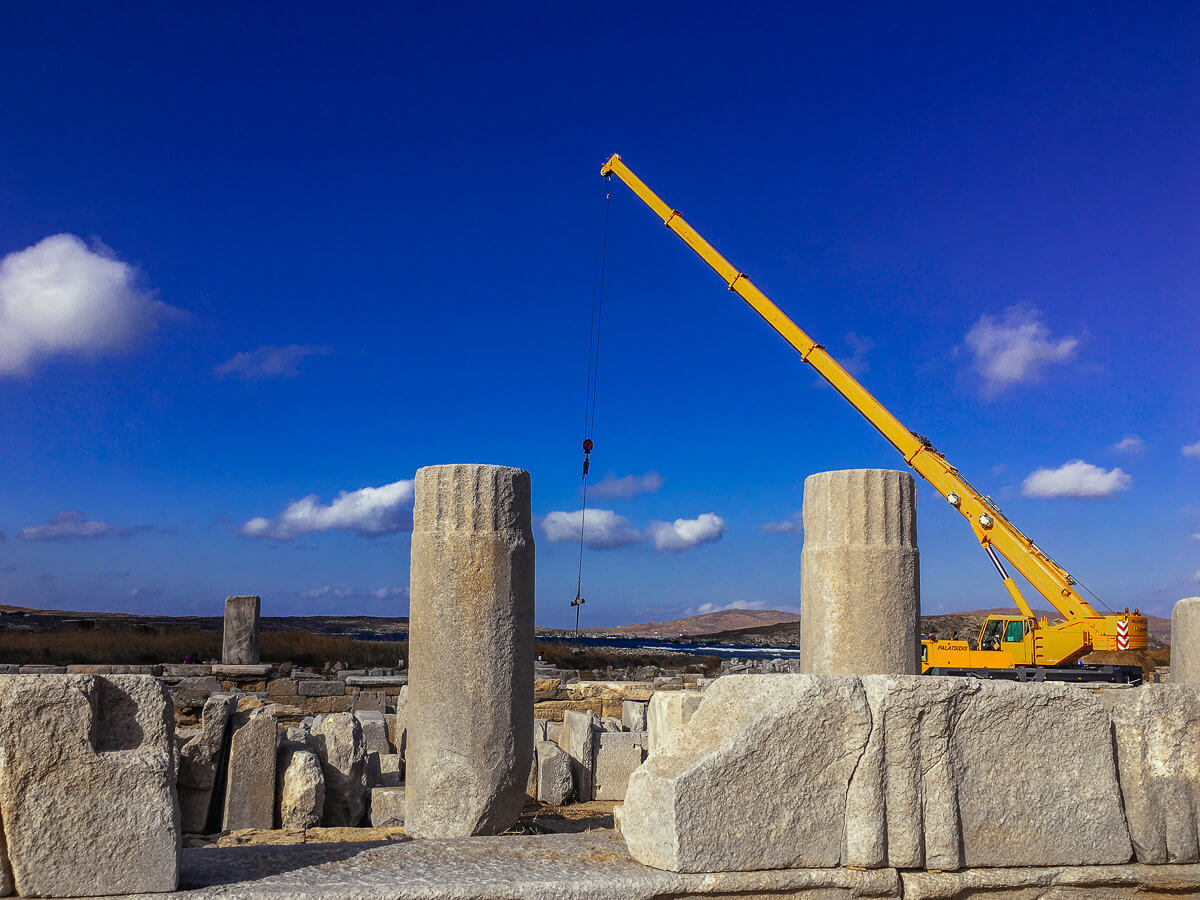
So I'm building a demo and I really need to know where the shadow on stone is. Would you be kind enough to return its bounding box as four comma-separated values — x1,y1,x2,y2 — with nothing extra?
89,679,145,752
178,841,399,889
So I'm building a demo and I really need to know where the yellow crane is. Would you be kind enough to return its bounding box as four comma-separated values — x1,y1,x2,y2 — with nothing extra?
601,154,1147,683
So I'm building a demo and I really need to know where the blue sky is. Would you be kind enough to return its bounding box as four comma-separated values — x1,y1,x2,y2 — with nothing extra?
0,3,1197,626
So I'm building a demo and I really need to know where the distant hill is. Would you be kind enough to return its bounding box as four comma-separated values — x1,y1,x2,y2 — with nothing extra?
0,604,409,635
584,608,801,639
692,606,1171,649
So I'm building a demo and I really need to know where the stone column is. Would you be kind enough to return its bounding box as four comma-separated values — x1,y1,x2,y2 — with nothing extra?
405,464,534,838
1170,597,1200,683
800,469,920,675
221,595,261,665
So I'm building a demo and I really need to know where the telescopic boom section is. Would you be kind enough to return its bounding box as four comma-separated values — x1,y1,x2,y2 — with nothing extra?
601,153,1100,625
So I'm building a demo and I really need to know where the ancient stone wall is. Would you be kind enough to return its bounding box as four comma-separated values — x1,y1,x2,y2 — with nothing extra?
618,673,1200,876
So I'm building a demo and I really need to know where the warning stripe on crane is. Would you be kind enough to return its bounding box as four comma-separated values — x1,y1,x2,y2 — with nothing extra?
984,544,1009,581
1116,618,1129,651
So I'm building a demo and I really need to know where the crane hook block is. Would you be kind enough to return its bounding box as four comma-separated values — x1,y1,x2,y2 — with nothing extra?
582,439,593,454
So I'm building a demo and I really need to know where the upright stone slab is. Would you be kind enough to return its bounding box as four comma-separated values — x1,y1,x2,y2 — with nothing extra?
178,692,236,833
620,674,872,873
405,464,535,838
311,712,369,826
557,709,599,801
222,594,261,665
388,683,408,755
276,743,325,830
646,690,703,756
593,731,646,801
0,675,179,897
844,675,1130,871
622,699,648,733
355,709,391,755
1171,598,1200,684
370,786,407,827
221,704,277,831
1109,683,1200,862
536,740,574,806
800,469,920,675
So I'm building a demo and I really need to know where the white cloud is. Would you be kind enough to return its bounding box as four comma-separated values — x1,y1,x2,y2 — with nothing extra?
303,585,407,601
647,513,726,552
371,586,408,600
19,510,132,541
686,599,768,616
1021,460,1131,499
1194,570,1200,584
241,479,414,540
590,471,664,499
963,305,1079,395
1112,435,1145,454
761,512,803,534
840,332,874,376
682,598,800,617
1191,533,1200,543
0,234,177,375
541,509,641,549
1183,440,1200,459
214,344,332,380
303,585,352,599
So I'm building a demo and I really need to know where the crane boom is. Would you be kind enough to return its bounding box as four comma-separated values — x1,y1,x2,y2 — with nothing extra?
601,153,1116,634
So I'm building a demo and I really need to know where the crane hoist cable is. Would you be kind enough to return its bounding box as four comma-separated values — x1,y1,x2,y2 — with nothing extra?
572,179,613,633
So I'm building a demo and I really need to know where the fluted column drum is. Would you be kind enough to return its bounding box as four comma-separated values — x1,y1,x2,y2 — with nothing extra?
800,469,920,675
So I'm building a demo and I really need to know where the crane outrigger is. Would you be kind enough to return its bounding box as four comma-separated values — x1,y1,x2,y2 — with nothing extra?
601,154,1146,682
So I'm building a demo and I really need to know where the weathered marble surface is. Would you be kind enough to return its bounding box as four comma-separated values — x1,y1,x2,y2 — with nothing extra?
621,674,1131,873
222,595,261,665
81,831,901,899
0,674,178,897
800,469,920,676
76,832,1200,900
405,464,535,838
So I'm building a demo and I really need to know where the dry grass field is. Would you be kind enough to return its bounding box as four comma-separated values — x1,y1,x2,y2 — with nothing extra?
0,627,721,673
0,629,407,669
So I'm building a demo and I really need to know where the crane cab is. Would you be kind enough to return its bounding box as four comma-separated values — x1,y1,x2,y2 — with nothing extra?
976,615,1036,664
920,614,1036,674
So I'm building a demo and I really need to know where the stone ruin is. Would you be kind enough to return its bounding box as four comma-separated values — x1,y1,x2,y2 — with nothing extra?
0,466,1197,897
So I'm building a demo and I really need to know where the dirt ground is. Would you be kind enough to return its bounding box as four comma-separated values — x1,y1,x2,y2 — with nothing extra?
184,800,619,848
